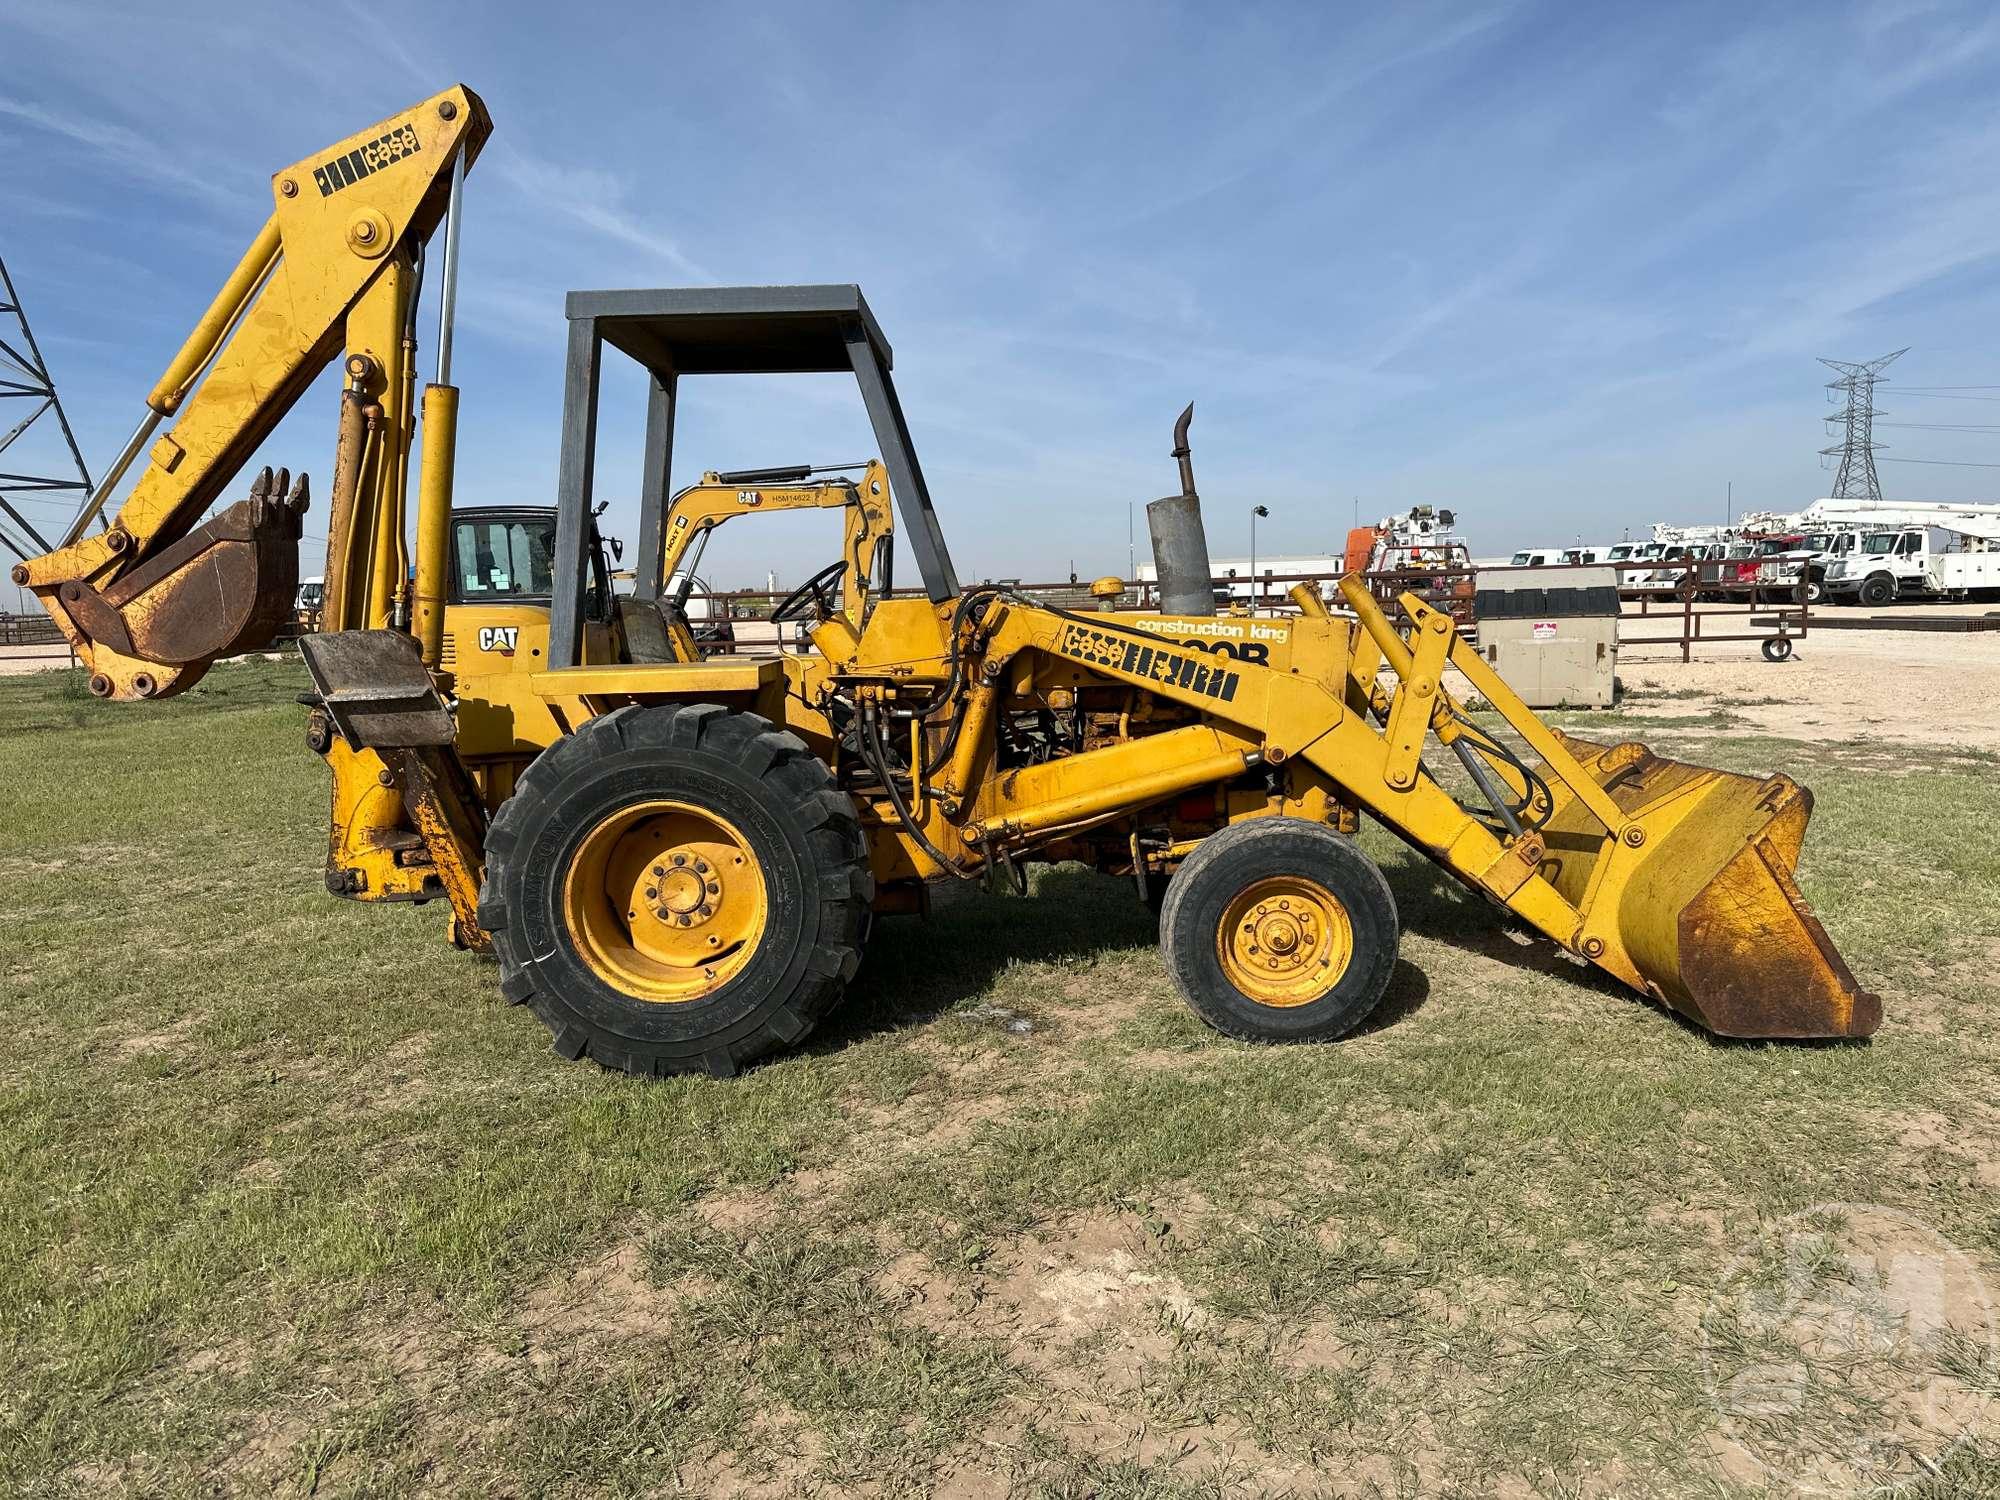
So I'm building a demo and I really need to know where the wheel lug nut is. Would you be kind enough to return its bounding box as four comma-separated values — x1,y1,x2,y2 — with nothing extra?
679,915,692,926
706,881,720,894
652,864,665,877
645,887,658,900
695,860,709,875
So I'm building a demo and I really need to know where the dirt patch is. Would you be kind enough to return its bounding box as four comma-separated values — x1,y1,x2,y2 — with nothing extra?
212,1409,313,1486
883,1211,1197,1380
514,1239,681,1366
98,1014,203,1061
178,1338,257,1378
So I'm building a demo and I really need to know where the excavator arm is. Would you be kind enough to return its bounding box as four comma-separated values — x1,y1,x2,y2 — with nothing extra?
631,462,896,662
10,85,491,699
660,463,894,618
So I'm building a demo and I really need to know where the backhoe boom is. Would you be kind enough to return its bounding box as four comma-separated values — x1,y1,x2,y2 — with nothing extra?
11,86,490,700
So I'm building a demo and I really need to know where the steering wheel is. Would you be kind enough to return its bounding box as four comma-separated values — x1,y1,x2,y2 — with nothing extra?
771,560,849,624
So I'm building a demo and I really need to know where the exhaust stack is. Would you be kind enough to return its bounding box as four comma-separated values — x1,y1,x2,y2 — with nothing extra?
1146,403,1216,617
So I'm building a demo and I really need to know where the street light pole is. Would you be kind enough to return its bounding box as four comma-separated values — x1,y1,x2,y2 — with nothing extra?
1250,504,1269,613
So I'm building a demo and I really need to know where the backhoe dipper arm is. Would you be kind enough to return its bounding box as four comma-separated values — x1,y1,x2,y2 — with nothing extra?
11,86,491,701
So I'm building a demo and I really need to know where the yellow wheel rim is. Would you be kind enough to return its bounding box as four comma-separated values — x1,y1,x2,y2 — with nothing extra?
1217,875,1353,1007
562,799,767,1004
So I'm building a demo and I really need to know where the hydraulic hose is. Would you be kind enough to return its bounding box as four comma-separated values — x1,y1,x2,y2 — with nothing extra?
860,702,978,880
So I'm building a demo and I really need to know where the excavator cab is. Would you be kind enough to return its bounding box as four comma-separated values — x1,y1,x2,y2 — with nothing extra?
439,505,620,675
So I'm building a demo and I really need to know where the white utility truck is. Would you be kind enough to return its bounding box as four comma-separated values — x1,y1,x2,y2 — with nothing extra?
1806,501,2000,605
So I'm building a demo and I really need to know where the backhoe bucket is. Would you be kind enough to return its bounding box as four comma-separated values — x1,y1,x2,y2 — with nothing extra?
1537,735,1881,1040
51,467,307,679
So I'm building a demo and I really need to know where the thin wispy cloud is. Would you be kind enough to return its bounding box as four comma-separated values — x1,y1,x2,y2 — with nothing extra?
0,96,240,210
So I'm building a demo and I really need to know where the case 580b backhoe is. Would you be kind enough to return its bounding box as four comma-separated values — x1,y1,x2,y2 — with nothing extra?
13,87,1881,1077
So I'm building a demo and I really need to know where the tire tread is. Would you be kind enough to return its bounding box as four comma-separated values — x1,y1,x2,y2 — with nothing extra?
480,702,869,1077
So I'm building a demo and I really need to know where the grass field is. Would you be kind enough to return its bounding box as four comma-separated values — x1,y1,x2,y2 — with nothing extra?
3,659,1999,1497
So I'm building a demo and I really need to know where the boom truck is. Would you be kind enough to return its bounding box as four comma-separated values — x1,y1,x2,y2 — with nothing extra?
10,88,1881,1076
1805,502,2000,605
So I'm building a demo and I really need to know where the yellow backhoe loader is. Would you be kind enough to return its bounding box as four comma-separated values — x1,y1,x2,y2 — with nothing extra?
11,87,1881,1077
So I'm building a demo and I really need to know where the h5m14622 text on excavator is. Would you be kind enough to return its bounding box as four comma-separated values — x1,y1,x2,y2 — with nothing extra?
11,86,1881,1076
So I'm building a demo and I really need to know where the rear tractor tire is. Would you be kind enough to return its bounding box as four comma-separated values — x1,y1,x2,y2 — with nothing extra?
478,703,871,1078
1159,818,1399,1043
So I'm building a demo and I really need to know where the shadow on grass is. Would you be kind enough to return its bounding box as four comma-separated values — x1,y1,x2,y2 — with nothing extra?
813,866,1159,1052
1374,841,1876,1051
1354,958,1430,1037
814,864,1436,1055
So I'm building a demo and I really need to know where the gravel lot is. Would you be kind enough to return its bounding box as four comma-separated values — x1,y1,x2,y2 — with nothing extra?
1614,599,2000,749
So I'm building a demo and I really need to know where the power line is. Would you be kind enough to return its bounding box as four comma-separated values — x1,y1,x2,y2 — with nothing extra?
1878,456,2000,468
1891,390,2000,402
1875,421,2000,432
1818,348,1906,501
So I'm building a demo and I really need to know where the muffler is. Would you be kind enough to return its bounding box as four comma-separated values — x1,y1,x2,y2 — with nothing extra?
1146,403,1216,617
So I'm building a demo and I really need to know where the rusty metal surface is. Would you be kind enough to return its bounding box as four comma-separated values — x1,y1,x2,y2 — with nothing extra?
54,466,307,670
1538,734,1880,1039
297,628,456,749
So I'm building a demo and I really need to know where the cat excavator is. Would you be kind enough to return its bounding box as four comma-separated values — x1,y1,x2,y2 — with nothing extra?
12,86,1881,1077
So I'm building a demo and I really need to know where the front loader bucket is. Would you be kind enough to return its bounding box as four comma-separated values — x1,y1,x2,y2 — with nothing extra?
1536,735,1881,1040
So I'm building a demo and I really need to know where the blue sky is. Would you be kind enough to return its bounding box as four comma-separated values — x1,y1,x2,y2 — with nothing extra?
6,0,2000,586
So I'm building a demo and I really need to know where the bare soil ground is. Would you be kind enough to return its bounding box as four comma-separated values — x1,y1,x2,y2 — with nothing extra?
1613,598,2000,749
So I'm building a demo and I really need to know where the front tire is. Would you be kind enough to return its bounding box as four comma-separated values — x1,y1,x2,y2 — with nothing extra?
1859,573,1896,607
1159,818,1399,1043
479,703,871,1077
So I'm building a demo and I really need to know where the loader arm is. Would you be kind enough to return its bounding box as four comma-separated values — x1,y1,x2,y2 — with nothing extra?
836,579,1878,1041
10,85,491,700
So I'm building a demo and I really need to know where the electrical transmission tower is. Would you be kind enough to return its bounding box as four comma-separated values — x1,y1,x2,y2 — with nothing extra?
0,254,93,564
1817,348,1906,502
